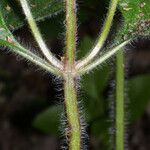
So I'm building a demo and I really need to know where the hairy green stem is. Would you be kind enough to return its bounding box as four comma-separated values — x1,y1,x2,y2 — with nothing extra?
64,0,81,149
65,0,77,66
116,50,124,150
76,0,119,69
64,73,81,150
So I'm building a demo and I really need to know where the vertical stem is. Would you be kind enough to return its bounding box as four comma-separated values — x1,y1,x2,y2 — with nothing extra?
116,50,124,150
64,0,81,150
64,74,81,150
65,0,77,66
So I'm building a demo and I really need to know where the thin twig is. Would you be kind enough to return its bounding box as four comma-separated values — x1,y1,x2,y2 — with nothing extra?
19,0,63,70
0,39,63,76
76,0,119,70
77,40,130,75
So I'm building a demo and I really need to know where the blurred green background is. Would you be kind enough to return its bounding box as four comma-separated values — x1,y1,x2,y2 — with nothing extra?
0,0,150,149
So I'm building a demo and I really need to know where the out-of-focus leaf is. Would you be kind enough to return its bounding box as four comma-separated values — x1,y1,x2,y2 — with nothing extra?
32,105,63,135
0,0,63,30
128,74,150,122
118,0,150,41
0,27,9,40
82,66,109,100
91,119,110,148
77,36,94,60
0,11,11,40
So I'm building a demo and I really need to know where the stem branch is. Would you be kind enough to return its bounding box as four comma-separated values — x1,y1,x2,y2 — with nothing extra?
19,0,63,69
77,40,130,75
0,39,62,76
76,0,119,69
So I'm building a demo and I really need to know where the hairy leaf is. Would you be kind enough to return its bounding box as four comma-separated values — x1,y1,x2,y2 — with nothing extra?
0,0,63,30
119,0,150,41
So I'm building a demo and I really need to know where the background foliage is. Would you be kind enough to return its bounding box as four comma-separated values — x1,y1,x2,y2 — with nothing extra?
0,0,150,149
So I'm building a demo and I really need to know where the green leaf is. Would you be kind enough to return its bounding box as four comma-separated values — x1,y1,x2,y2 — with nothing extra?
119,0,150,41
82,66,109,100
77,36,95,60
91,119,110,147
32,105,63,135
127,74,150,122
0,0,63,30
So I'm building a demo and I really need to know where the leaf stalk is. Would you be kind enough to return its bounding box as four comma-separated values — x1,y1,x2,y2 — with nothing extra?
19,0,63,70
77,40,130,75
76,0,119,70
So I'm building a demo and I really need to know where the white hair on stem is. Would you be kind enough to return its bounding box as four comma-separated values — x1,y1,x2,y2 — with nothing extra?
19,0,63,70
76,0,119,70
